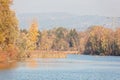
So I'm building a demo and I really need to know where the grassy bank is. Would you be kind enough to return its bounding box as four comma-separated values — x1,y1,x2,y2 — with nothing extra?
29,51,78,58
0,50,78,63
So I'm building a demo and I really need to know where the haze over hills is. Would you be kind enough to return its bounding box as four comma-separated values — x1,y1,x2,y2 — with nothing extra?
17,13,120,31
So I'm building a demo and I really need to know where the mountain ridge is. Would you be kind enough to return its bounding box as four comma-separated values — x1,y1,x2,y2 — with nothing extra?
17,13,120,31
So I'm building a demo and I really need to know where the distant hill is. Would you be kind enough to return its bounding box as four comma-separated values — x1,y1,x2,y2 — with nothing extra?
17,13,120,31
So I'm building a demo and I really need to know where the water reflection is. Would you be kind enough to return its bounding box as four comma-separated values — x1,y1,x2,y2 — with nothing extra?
0,61,17,70
26,58,38,68
0,55,120,80
0,58,39,70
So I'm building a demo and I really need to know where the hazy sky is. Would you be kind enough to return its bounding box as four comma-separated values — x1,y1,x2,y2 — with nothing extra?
12,0,120,17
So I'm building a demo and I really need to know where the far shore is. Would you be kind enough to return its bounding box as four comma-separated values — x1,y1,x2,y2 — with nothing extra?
0,51,79,62
28,50,79,58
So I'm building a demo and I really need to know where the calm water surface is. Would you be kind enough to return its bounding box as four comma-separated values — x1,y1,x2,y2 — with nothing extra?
0,55,120,80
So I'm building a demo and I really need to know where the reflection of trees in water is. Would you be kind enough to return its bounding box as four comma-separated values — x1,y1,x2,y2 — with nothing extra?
0,62,17,70
26,59,38,68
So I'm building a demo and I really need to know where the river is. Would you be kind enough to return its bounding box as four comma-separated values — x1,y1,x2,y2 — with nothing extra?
0,55,120,80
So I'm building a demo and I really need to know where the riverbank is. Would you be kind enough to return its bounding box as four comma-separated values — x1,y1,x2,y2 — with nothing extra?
29,51,78,58
0,50,78,63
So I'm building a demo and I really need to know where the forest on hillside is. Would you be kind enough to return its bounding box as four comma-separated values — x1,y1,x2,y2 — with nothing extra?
0,0,120,62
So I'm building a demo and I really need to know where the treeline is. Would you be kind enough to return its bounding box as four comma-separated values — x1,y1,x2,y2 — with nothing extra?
20,27,80,51
0,0,120,62
84,26,120,56
20,25,120,56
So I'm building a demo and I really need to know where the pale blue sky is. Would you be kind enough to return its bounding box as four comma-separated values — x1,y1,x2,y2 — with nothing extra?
12,0,120,17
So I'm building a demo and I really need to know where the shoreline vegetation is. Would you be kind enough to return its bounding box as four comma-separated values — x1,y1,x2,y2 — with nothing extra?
0,0,120,64
29,51,78,58
0,50,78,62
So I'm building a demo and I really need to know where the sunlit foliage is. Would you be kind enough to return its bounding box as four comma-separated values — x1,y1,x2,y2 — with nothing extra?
27,20,39,50
0,0,19,61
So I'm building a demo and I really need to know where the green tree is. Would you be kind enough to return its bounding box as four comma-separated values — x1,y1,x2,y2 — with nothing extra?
52,27,69,51
67,29,80,51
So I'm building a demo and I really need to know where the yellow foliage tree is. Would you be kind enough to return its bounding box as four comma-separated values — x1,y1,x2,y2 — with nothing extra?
0,0,18,48
27,20,39,50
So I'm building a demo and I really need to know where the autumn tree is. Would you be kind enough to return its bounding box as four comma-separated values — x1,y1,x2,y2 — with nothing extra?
79,31,88,53
0,0,19,60
36,30,41,49
84,26,114,55
40,30,55,51
114,28,120,56
26,20,39,50
0,0,18,48
16,30,28,58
